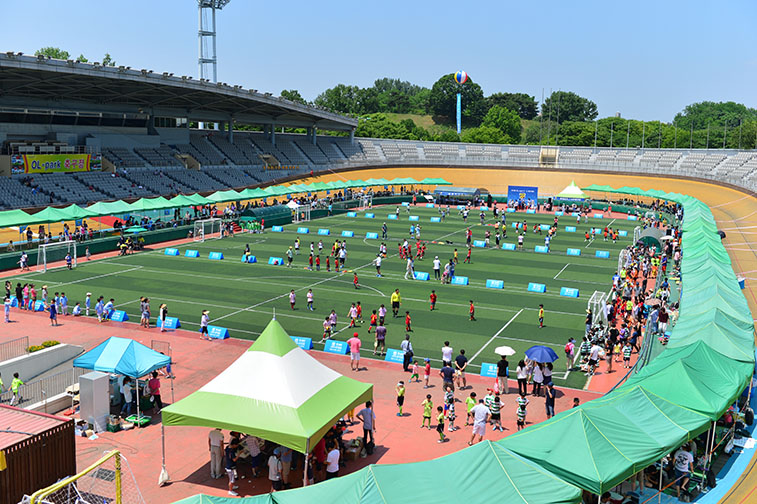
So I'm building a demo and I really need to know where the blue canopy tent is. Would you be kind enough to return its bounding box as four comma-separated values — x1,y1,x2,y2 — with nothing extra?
73,336,171,421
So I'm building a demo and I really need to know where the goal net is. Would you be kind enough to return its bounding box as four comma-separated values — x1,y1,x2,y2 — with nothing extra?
22,450,145,504
193,218,222,242
588,290,609,328
293,204,311,223
357,194,373,211
37,241,77,273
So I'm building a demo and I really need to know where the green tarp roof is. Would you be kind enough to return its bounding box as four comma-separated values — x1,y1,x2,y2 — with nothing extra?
0,208,32,228
420,177,452,185
87,200,132,215
388,177,420,184
174,441,581,504
127,196,172,211
205,190,242,202
29,204,98,223
162,319,372,454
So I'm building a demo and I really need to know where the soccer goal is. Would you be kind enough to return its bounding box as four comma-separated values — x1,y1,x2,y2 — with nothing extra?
37,241,77,273
357,194,373,211
193,218,222,242
293,204,311,223
588,290,609,328
24,449,145,504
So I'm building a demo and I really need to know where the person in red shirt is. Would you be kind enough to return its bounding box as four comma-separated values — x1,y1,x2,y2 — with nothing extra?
469,300,476,321
325,256,330,272
368,310,378,332
356,301,363,322
398,242,405,259
148,371,162,411
308,254,313,270
315,255,321,271
405,311,412,332
430,290,437,311
353,272,359,289
464,246,472,264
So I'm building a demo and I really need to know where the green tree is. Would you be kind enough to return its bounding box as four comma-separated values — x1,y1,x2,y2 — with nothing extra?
673,101,757,131
541,91,598,123
280,89,308,105
487,92,538,119
461,126,507,144
428,73,487,127
482,105,521,143
314,84,362,114
35,47,70,60
102,53,116,66
76,54,88,63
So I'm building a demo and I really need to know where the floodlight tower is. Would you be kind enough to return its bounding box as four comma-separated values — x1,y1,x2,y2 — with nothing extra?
197,0,230,83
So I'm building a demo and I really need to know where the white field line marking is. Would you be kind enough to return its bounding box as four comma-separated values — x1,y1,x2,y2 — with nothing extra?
710,195,750,208
469,308,523,364
554,263,570,280
562,349,584,380
492,334,564,347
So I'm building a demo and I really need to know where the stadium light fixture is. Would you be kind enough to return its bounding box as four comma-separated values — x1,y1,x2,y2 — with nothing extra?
37,54,45,61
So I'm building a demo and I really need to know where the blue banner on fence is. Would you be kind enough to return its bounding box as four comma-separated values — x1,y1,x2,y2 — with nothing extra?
324,340,349,355
409,215,419,221
627,215,638,220
158,316,181,329
365,213,375,218
507,185,539,205
486,279,504,289
506,208,516,213
540,224,551,230
430,217,441,223
365,232,378,239
110,310,129,322
526,209,536,214
268,257,284,265
555,211,563,216
594,213,604,218
618,230,628,237
414,271,430,281
208,326,230,339
595,250,610,258
566,248,581,256
341,230,354,237
451,275,469,285
565,226,577,233
473,240,486,248
528,282,546,293
347,211,357,217
560,287,580,298
480,363,498,378
271,226,284,232
185,250,199,258
502,243,516,251
33,300,45,312
297,227,310,234
9,296,18,307
318,228,330,235
290,336,313,350
208,252,224,260
426,203,435,208
385,348,405,364
242,255,257,263
534,245,549,253
388,214,398,220
165,248,179,256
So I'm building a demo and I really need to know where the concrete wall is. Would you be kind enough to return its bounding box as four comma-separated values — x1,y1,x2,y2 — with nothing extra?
0,344,84,382
155,127,190,145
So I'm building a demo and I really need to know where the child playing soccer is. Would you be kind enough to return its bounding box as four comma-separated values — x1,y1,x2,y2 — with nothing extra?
348,303,358,328
378,304,387,325
421,394,433,428
436,406,446,442
444,385,457,431
429,290,437,311
307,289,314,311
538,304,545,328
453,249,459,264
622,342,632,368
410,360,420,382
423,358,431,388
469,300,476,321
395,381,405,417
465,392,477,426
289,290,296,310
464,246,472,264
326,256,331,272
368,310,378,332
321,317,331,342
405,311,412,332
356,301,363,322
353,272,359,289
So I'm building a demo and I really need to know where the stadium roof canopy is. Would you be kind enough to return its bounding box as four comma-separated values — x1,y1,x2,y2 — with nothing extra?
0,53,357,131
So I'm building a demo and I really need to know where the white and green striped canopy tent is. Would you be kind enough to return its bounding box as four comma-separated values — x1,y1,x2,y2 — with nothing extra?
161,319,372,454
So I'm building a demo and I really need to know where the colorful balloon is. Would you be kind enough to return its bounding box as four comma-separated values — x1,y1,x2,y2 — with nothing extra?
454,71,468,85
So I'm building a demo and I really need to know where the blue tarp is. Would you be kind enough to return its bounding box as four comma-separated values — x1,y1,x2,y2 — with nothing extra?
73,336,170,377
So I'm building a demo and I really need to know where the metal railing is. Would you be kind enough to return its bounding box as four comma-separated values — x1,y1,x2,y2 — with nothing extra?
0,336,29,362
0,367,88,410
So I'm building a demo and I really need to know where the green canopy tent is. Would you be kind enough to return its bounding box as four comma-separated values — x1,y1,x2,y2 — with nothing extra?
173,441,582,504
124,226,148,234
388,177,420,185
184,193,213,205
161,319,372,485
364,178,390,187
420,177,452,185
206,190,242,203
127,197,173,212
0,208,33,228
166,195,199,208
555,181,587,200
28,204,99,224
581,184,614,192
87,200,133,216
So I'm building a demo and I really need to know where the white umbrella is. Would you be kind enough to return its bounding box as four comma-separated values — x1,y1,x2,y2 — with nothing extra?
660,235,674,241
494,346,516,356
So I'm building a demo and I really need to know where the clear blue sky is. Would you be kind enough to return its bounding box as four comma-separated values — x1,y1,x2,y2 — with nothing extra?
2,0,755,121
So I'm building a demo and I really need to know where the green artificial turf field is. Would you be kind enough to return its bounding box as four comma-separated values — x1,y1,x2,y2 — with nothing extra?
9,204,637,389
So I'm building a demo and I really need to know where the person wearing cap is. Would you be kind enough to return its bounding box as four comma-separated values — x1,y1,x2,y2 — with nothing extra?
200,310,210,340
85,292,92,316
347,332,362,371
432,255,441,280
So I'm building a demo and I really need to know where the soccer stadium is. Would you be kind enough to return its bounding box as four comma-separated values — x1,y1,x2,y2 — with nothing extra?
0,3,755,504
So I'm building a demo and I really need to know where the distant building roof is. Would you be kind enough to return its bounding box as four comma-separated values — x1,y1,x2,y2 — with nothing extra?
0,405,71,450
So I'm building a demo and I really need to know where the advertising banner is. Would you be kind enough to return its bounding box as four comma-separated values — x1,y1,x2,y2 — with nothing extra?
507,185,539,205
22,154,91,174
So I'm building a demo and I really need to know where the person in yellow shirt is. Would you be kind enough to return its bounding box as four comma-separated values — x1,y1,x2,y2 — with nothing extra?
538,304,545,328
390,289,401,318
395,381,405,417
420,394,433,428
10,372,23,406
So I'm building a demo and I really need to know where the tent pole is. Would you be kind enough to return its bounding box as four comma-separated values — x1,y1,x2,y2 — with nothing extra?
658,456,663,504
303,439,310,487
136,376,141,422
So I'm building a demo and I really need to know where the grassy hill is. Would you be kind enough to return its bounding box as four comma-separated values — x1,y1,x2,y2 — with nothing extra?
384,113,537,140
